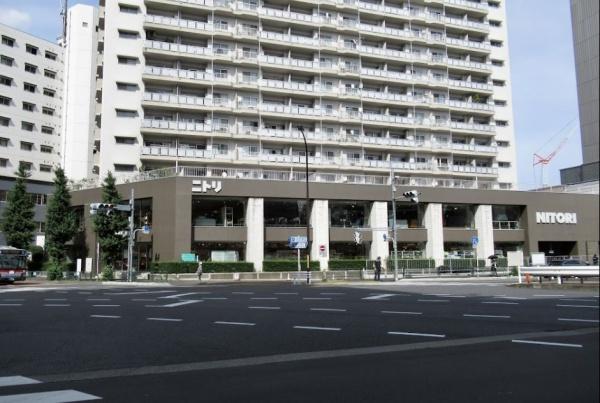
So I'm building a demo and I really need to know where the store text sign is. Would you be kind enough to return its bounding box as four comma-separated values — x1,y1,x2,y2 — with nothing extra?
192,180,222,193
535,212,577,224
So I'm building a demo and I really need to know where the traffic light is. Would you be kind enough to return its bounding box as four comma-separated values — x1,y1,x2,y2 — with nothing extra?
402,190,420,204
90,203,116,215
353,231,362,244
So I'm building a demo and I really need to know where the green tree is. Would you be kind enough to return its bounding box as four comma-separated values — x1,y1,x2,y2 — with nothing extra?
1,165,35,249
45,167,77,265
93,172,128,268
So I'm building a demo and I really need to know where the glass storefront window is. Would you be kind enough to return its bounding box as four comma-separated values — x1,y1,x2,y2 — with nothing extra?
264,200,308,226
192,197,245,226
444,242,474,258
329,242,368,259
264,242,303,259
330,201,370,228
388,242,425,259
192,242,245,261
388,203,424,228
442,204,474,228
492,205,523,230
134,198,152,227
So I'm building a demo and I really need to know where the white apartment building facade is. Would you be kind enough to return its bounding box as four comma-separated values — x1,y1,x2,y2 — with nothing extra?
0,24,64,182
92,0,518,190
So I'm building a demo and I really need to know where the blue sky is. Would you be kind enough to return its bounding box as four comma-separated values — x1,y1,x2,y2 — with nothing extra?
0,0,582,188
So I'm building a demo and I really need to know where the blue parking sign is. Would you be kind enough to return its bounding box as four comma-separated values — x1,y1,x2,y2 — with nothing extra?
471,236,479,247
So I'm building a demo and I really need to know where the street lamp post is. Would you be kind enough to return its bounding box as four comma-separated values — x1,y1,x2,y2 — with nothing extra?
298,126,311,284
389,161,400,281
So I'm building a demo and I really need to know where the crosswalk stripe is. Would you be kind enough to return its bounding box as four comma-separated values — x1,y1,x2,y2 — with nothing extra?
0,389,101,402
0,376,40,387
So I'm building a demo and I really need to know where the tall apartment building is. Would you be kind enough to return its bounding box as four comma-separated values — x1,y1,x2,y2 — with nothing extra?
91,0,517,190
0,24,65,245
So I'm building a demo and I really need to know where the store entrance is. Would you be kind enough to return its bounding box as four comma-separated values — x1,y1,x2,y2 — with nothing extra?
537,241,577,257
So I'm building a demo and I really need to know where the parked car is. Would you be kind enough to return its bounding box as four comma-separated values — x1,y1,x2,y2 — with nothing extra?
560,259,587,266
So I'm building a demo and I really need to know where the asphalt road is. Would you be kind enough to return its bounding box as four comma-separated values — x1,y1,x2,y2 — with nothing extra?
0,280,598,402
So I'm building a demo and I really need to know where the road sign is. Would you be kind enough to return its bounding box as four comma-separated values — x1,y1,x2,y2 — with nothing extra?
142,225,151,234
471,236,479,247
289,236,308,249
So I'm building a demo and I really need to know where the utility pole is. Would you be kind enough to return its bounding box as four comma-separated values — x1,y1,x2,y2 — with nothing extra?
127,189,135,282
389,160,399,281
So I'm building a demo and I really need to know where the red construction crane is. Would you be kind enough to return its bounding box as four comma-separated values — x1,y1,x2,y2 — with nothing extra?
533,136,570,166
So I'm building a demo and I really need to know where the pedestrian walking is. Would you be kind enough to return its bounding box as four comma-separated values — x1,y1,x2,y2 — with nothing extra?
593,254,598,266
374,256,382,281
196,260,203,281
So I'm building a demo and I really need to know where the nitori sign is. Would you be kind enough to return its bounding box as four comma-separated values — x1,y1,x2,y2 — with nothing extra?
535,212,577,224
192,180,222,193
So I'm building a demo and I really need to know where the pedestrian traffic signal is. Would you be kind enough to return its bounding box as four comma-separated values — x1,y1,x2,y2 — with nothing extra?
402,190,420,204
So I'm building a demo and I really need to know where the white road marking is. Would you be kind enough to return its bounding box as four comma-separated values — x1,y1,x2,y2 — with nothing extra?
86,299,110,302
381,311,422,315
203,297,228,300
511,339,582,348
0,376,40,387
310,308,347,312
533,294,565,297
248,306,280,310
274,292,298,295
559,299,597,302
418,299,449,303
105,290,174,296
463,314,511,319
92,305,120,308
55,291,69,294
78,292,92,295
494,296,527,300
250,297,277,300
0,298,24,301
232,292,254,295
556,304,599,309
320,292,345,295
388,331,445,338
0,389,101,402
160,300,202,308
45,298,67,301
558,318,599,323
132,298,156,302
482,301,519,305
147,317,182,322
303,297,332,300
44,304,70,307
214,321,255,326
90,315,120,319
160,292,210,299
293,326,340,331
362,294,396,300
0,304,22,306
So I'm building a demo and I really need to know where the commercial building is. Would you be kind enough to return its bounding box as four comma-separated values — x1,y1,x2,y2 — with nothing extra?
83,0,518,191
560,0,599,187
0,24,65,245
70,169,599,271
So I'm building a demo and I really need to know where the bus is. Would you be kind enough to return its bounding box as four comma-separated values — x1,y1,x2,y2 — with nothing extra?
0,246,29,283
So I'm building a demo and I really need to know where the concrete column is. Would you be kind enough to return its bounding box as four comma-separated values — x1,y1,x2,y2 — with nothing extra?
310,200,330,270
369,201,390,265
424,203,444,266
246,197,264,271
474,204,494,260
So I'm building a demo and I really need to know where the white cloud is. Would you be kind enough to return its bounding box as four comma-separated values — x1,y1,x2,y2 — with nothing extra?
0,8,32,30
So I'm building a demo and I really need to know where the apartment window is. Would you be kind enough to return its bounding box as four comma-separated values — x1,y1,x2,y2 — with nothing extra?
41,126,54,134
2,35,15,47
45,51,57,60
21,122,34,131
497,141,509,147
117,55,139,65
40,145,53,153
491,59,504,67
31,193,48,205
0,137,8,146
24,82,36,92
488,1,500,8
0,75,12,86
0,158,8,168
44,69,57,79
0,95,10,106
114,164,136,172
115,136,136,144
490,40,503,47
42,107,55,116
116,109,138,118
0,116,9,126
26,44,38,55
489,20,501,27
39,164,52,173
43,88,55,97
0,55,13,66
22,102,35,112
20,161,33,171
494,100,507,106
495,120,508,127
119,3,140,13
118,29,139,39
492,80,505,87
20,141,33,151
116,82,138,91
498,161,511,168
25,63,37,74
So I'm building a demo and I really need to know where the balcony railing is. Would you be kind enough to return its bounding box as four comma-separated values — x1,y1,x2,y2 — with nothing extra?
493,220,521,230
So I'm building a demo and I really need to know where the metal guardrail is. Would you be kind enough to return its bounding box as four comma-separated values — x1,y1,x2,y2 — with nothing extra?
518,265,600,285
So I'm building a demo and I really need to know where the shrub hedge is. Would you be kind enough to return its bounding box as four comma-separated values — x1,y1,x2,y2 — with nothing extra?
262,260,321,272
328,259,371,270
388,259,436,269
150,262,254,273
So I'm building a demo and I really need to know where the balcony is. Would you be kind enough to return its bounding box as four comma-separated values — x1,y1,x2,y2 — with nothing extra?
141,119,211,133
449,121,495,133
450,142,497,153
141,145,234,160
143,92,212,108
451,165,497,175
145,14,214,32
492,221,520,230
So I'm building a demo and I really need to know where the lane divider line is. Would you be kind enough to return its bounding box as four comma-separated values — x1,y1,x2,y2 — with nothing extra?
482,301,519,305
556,304,599,309
248,306,281,310
388,331,445,338
90,315,120,319
214,321,256,326
147,317,182,322
362,294,396,300
293,326,341,331
558,318,599,323
463,314,511,319
381,311,422,315
310,308,347,312
418,299,449,303
92,305,120,308
511,339,583,348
